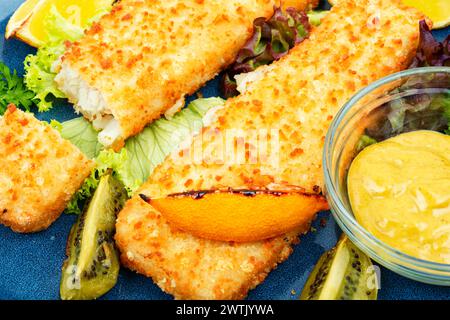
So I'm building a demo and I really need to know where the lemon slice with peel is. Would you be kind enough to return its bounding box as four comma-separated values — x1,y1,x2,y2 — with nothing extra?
5,0,114,48
402,0,450,29
5,0,41,43
328,0,450,30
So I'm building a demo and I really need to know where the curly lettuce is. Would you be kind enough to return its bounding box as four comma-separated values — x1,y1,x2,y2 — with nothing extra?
63,97,224,214
23,4,113,112
24,45,65,112
23,6,84,112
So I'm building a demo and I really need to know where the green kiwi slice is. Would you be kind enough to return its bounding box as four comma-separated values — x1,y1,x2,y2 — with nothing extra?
300,235,378,300
60,174,127,300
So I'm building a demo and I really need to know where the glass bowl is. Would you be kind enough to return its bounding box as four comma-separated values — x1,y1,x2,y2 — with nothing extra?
323,67,450,285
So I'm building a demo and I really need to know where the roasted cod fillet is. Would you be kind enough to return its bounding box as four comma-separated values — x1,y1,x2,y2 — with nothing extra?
55,0,318,148
0,106,94,233
116,0,425,299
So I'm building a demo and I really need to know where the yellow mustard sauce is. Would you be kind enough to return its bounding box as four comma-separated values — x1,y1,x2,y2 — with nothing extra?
348,130,450,264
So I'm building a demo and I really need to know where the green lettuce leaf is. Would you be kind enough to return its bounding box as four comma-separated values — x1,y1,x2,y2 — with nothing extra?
64,152,113,215
116,97,225,193
356,135,378,152
64,97,224,213
440,95,450,135
49,119,63,131
44,5,84,43
60,117,103,159
307,10,329,27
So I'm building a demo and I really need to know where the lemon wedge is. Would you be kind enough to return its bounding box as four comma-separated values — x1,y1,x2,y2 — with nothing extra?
402,0,450,29
5,0,114,48
5,0,41,43
328,0,450,30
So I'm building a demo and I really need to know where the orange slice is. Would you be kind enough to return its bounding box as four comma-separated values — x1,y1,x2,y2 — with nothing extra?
148,190,329,242
5,0,114,47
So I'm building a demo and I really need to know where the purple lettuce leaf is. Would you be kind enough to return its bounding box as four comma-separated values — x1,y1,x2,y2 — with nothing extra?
221,6,311,98
410,20,450,68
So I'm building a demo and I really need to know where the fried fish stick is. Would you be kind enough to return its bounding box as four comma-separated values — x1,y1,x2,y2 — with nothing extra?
116,0,425,299
0,106,94,233
55,0,318,149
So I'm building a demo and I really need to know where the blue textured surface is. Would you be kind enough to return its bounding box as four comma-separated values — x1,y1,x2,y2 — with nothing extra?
0,0,449,300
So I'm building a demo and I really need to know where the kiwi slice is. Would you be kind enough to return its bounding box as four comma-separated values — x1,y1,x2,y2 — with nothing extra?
60,174,127,300
300,235,378,300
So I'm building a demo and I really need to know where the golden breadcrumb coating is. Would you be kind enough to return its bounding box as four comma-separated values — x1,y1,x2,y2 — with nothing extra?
115,194,304,300
57,0,318,147
143,0,425,199
0,106,94,233
116,0,425,300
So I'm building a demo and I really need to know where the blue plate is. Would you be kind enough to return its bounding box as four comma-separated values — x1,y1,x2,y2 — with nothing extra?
0,0,449,300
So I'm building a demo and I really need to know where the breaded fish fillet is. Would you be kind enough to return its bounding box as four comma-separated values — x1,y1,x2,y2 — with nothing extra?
116,0,425,299
55,0,318,149
142,0,425,200
56,0,318,147
116,194,304,300
0,106,94,233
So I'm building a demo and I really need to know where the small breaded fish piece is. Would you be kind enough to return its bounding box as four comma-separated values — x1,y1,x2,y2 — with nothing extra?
0,106,94,233
115,194,304,300
116,0,425,299
54,0,318,149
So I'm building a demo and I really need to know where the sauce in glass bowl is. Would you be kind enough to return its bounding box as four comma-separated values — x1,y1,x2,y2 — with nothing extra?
348,130,450,264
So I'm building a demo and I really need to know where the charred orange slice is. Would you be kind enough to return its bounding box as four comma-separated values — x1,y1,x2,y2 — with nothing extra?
145,189,329,243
